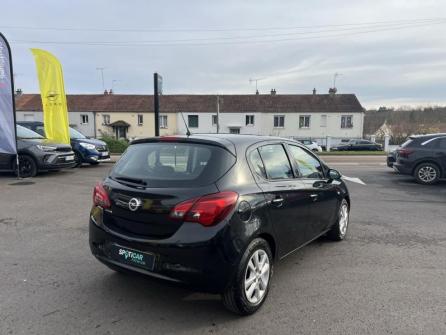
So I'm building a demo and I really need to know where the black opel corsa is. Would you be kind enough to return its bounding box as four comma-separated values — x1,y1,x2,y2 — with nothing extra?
89,134,351,315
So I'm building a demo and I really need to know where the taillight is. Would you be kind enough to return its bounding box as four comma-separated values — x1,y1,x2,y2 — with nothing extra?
398,148,414,158
170,191,239,226
93,182,111,209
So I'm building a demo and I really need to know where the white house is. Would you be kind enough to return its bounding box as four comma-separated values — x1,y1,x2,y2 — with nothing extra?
15,92,365,142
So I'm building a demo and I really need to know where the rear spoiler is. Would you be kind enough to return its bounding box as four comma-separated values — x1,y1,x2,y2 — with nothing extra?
130,136,236,155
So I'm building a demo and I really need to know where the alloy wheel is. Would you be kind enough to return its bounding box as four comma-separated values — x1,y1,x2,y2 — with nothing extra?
244,249,270,305
418,166,437,183
339,202,349,237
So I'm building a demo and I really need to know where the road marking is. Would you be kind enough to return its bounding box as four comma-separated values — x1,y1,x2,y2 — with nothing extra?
341,175,367,185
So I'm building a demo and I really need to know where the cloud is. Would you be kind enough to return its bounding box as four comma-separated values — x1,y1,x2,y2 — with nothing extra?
2,0,446,108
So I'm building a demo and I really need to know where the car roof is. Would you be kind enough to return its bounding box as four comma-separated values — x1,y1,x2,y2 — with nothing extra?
409,133,446,140
131,133,301,155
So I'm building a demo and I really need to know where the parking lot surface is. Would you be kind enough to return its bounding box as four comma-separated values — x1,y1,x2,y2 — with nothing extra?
1,157,445,335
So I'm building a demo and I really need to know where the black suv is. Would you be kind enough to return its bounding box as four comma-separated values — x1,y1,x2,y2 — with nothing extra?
0,125,76,177
394,134,446,184
89,134,351,315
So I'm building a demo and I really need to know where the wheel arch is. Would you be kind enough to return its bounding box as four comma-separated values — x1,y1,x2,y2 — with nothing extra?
412,160,443,177
257,233,277,261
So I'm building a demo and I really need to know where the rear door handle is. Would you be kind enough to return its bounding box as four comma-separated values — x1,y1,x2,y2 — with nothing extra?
271,196,284,207
310,194,319,201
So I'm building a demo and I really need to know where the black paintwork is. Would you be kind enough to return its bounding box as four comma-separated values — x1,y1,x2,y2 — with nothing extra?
89,134,350,293
393,133,446,178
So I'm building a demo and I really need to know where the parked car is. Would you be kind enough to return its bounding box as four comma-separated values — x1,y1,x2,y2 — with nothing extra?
393,133,446,185
89,134,351,315
387,150,397,167
0,125,76,178
331,139,382,151
298,139,323,152
18,121,110,166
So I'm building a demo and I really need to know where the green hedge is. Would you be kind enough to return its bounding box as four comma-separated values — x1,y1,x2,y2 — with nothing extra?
101,135,129,154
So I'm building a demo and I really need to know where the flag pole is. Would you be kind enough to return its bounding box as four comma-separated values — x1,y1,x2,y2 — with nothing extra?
0,32,20,179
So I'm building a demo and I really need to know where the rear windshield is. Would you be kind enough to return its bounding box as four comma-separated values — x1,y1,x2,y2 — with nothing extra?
401,139,414,148
111,142,236,187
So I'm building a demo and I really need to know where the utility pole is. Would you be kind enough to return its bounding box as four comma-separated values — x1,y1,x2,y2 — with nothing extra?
153,73,162,137
96,67,106,91
216,95,220,134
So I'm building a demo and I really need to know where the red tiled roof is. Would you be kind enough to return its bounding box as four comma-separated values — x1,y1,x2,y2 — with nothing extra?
15,93,364,114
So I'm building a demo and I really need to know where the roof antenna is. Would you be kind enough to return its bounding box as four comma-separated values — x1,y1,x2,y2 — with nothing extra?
180,112,191,136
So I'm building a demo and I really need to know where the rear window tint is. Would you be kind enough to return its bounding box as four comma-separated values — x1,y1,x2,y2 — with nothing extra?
249,149,267,179
111,142,235,187
401,139,414,148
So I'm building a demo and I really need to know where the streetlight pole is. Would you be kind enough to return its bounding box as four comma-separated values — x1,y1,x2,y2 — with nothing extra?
216,95,220,134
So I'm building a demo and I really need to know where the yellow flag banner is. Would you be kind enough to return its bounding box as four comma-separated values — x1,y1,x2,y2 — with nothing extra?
31,48,70,144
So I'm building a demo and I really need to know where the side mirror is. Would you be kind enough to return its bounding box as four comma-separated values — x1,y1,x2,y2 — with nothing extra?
328,169,342,180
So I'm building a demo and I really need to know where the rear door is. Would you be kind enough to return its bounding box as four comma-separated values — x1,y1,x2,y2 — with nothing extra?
250,143,310,256
285,144,339,240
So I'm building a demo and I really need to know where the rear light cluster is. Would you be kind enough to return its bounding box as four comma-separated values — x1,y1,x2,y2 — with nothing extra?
398,148,414,158
170,191,239,227
93,182,111,209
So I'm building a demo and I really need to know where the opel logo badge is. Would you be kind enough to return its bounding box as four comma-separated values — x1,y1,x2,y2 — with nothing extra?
128,198,142,212
46,91,59,102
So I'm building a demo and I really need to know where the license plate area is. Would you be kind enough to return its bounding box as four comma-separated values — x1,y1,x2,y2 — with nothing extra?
108,244,155,271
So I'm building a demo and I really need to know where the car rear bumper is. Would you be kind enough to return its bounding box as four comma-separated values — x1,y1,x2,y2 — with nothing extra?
393,162,412,175
89,219,236,293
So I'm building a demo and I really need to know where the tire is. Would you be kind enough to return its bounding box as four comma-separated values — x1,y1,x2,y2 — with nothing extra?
414,163,440,185
73,152,83,168
327,199,349,241
222,238,273,315
90,161,100,166
13,155,37,178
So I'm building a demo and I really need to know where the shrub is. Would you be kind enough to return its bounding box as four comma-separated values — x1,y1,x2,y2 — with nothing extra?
100,135,129,154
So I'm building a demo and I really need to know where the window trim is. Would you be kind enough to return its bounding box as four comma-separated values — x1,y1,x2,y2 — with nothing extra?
341,115,353,129
320,114,327,127
299,115,311,129
188,114,199,128
80,114,89,124
211,114,218,126
159,114,168,129
137,114,144,126
246,114,255,126
273,115,285,128
247,141,297,182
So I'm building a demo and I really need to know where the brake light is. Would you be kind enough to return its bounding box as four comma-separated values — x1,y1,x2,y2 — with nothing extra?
398,148,414,158
93,182,111,209
170,191,239,226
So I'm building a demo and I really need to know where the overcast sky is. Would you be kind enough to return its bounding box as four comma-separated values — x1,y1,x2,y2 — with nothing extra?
2,0,446,108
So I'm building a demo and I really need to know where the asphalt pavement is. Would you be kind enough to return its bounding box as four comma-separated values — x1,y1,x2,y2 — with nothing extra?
0,156,445,335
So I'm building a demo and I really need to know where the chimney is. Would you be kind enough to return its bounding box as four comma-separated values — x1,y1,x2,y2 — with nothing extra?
256,89,259,95
312,88,316,95
270,89,276,96
109,89,113,95
15,88,23,97
328,87,337,96
104,89,108,95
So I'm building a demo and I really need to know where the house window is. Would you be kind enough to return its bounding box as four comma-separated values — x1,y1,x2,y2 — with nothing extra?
299,115,311,128
341,115,353,128
229,128,240,134
80,114,89,124
102,114,110,125
159,115,168,128
138,114,144,126
320,115,327,127
212,114,218,126
23,113,34,121
246,115,255,126
273,115,285,128
188,115,199,128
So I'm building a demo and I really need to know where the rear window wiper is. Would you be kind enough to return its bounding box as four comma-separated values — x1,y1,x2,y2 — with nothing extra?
113,176,147,186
